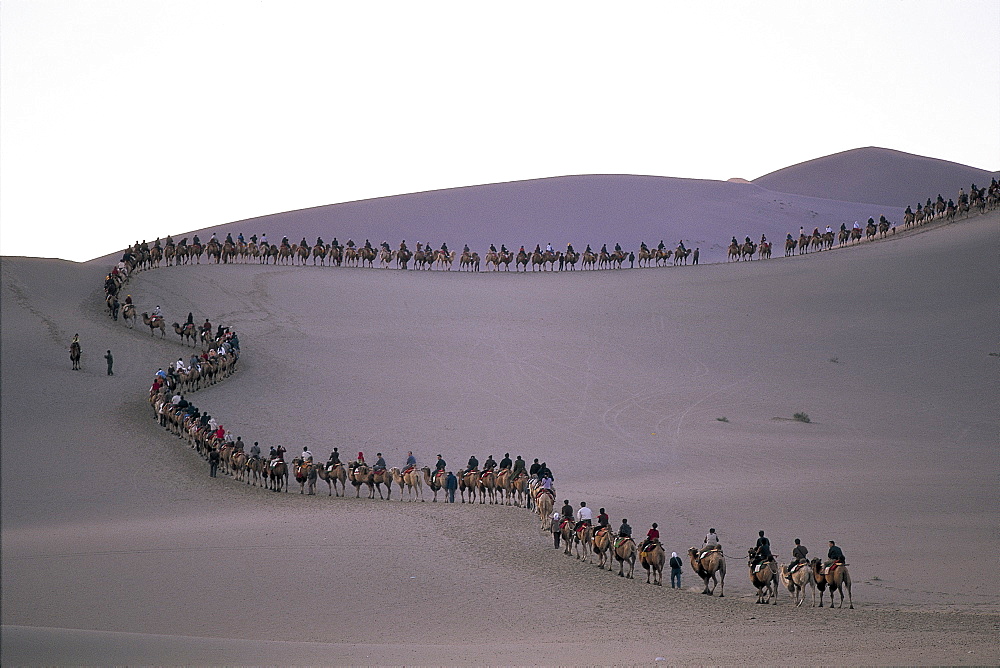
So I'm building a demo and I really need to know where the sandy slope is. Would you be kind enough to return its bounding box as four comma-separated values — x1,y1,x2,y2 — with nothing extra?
754,147,998,207
91,174,901,267
2,210,998,665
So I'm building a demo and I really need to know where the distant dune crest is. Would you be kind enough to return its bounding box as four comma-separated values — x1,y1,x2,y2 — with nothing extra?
753,146,998,207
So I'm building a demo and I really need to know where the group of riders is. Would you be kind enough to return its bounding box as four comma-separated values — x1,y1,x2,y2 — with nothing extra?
744,530,847,576
123,230,703,270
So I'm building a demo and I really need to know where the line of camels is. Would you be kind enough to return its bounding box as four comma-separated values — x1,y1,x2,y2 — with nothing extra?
111,185,979,610
127,237,697,272
112,180,1000,275
120,242,855,610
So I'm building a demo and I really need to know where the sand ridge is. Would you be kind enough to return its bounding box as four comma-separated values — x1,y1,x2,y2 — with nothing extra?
2,208,999,665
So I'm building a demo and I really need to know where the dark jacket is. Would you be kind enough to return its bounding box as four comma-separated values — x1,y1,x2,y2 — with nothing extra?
445,473,458,490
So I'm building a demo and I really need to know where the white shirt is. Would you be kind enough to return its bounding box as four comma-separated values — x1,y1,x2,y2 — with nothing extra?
302,449,313,460
705,532,719,546
576,506,593,522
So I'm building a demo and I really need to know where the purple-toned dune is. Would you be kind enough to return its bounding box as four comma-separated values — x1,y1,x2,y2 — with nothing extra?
753,146,998,207
101,175,900,265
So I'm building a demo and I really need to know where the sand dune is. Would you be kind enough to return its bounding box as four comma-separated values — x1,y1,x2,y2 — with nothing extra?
2,207,998,664
95,174,903,267
753,147,998,207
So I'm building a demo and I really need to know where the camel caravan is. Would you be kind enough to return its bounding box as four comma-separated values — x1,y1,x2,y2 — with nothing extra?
96,178,991,608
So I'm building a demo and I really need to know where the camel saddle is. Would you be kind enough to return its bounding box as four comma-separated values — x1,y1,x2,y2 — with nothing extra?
559,518,573,531
402,465,414,475
536,488,555,500
614,537,632,550
594,526,609,538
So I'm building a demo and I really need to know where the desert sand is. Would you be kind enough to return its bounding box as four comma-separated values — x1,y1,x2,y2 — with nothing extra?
2,189,999,664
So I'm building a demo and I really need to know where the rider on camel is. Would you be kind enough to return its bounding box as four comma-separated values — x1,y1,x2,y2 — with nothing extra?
641,523,660,553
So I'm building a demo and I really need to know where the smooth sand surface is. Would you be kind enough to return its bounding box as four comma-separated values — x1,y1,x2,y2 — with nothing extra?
91,173,905,268
753,146,999,207
2,210,998,665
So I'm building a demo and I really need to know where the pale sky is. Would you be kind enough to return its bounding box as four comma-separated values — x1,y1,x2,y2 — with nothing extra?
2,0,998,262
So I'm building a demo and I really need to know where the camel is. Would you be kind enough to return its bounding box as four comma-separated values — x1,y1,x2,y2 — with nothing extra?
535,489,554,531
785,238,797,256
420,466,446,502
592,526,613,570
70,341,82,370
688,546,726,596
350,463,391,499
740,241,757,261
121,303,137,328
865,222,877,240
313,245,328,266
245,456,265,487
655,248,673,266
795,233,809,254
727,243,741,262
640,540,666,585
390,466,424,501
838,229,850,246
172,322,197,346
812,558,853,609
530,251,546,271
484,251,500,271
141,312,167,337
459,469,479,503
510,472,530,507
494,468,512,504
515,250,529,271
573,523,593,563
559,518,576,556
459,251,480,272
394,248,412,269
614,536,637,578
318,461,348,496
231,451,248,483
268,459,288,492
780,562,817,607
349,462,373,498
748,553,779,604
294,459,313,494
879,219,892,237
637,247,654,267
581,250,597,269
359,247,377,268
413,248,432,270
432,250,454,270
673,247,691,265
758,241,772,260
477,470,497,504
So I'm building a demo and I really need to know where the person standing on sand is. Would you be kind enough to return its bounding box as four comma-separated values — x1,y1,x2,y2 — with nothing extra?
104,350,114,376
669,551,683,588
693,248,699,265
445,471,458,503
551,510,562,548
209,447,220,477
